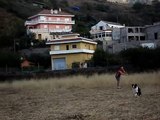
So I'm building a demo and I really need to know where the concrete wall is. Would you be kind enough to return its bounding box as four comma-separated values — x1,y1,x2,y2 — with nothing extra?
51,53,93,69
145,23,160,41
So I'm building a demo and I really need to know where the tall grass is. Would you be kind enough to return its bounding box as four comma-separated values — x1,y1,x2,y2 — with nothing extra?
0,71,160,89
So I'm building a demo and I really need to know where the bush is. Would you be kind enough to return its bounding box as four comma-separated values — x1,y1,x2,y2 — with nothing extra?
92,48,107,67
28,53,51,69
120,47,160,71
72,62,80,69
132,2,144,12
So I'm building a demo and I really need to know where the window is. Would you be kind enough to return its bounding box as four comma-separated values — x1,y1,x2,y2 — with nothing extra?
57,18,60,21
56,25,60,29
66,45,69,50
135,28,139,33
44,25,48,28
72,44,77,48
106,33,112,37
140,36,145,41
38,34,42,40
99,26,103,30
65,18,69,21
136,36,139,41
128,36,134,41
128,28,133,33
48,17,52,21
102,33,105,37
140,28,144,33
40,16,46,21
65,26,70,29
154,32,158,40
54,45,60,50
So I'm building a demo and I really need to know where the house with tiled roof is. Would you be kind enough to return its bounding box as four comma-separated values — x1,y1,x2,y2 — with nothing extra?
25,9,75,40
46,33,97,70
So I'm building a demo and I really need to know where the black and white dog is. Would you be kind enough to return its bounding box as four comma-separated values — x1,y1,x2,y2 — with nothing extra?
132,84,142,96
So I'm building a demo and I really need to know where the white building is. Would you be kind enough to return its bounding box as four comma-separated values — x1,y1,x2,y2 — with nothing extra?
106,0,157,4
90,21,160,53
90,20,125,52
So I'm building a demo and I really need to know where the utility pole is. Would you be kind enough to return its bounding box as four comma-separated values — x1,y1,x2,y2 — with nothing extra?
6,64,8,73
116,15,119,23
14,39,16,53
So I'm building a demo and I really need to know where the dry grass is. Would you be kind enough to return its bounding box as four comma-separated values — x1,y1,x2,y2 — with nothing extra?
0,71,160,120
1,71,160,89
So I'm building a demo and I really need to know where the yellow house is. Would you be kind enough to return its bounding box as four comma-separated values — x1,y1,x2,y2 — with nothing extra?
46,33,97,70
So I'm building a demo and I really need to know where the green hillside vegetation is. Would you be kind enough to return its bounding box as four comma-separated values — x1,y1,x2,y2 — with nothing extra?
91,47,160,71
0,0,160,71
0,0,160,48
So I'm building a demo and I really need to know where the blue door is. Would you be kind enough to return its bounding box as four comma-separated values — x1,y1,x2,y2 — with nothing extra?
52,58,66,70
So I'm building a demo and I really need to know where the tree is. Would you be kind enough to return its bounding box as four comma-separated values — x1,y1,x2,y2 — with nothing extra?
92,48,107,67
0,51,21,68
132,2,144,12
28,53,51,69
120,47,160,71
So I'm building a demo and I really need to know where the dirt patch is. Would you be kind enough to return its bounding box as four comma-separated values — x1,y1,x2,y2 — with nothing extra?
0,85,160,120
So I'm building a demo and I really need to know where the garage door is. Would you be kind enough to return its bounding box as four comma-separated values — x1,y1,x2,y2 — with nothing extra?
52,58,66,70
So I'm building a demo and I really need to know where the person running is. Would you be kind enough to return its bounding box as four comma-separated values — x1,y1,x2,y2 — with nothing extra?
115,66,126,89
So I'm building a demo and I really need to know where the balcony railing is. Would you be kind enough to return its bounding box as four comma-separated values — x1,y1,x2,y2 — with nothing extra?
50,49,95,55
25,20,75,26
28,28,72,33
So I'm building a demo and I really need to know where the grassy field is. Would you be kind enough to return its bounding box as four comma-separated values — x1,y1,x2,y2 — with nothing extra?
0,71,160,120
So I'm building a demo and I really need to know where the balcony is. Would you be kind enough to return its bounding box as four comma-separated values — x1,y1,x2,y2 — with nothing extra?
25,20,75,26
50,49,95,55
28,28,72,33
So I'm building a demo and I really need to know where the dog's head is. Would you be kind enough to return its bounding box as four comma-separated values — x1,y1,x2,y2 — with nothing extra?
132,84,141,96
134,84,137,88
132,84,138,89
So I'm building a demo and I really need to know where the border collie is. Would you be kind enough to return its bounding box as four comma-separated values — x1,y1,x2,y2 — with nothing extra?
132,84,141,96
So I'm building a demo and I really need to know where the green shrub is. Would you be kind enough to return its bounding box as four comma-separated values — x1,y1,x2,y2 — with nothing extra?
72,62,80,69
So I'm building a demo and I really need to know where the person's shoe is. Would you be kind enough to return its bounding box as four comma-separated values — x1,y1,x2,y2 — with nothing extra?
117,86,121,89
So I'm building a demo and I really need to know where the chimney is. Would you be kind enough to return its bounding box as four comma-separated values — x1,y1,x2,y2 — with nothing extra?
59,8,61,12
53,10,58,14
50,9,54,14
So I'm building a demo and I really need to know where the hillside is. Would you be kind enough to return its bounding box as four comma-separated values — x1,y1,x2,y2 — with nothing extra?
0,0,160,48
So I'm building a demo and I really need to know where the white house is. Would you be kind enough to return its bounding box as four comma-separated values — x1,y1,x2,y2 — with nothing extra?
106,0,157,5
90,20,125,52
90,20,125,41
